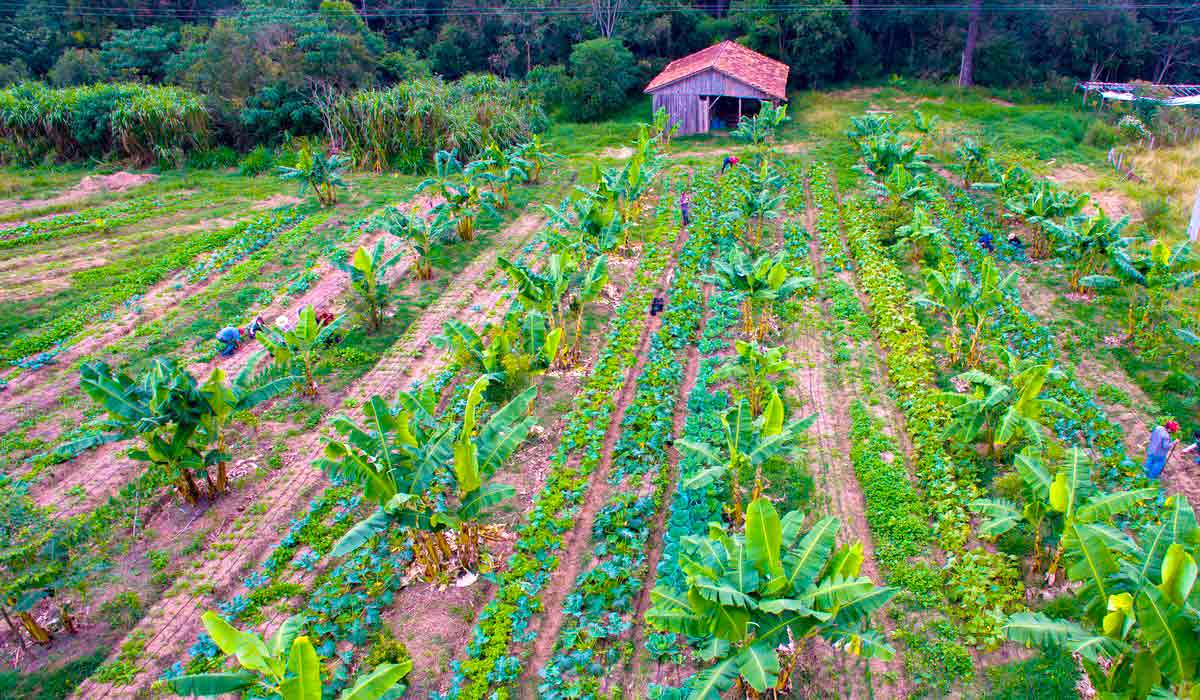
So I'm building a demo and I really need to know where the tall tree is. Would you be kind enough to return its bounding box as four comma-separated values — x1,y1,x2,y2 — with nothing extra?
958,0,983,87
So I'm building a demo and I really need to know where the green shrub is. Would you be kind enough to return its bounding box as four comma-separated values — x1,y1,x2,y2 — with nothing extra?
1083,120,1119,148
99,590,144,630
984,649,1079,699
48,49,107,87
0,648,109,700
239,145,276,176
564,38,638,122
1140,194,1171,234
187,146,239,170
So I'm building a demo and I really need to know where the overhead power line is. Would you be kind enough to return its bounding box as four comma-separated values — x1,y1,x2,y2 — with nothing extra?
0,0,1194,19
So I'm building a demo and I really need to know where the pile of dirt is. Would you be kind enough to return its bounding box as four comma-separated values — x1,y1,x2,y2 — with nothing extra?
0,171,158,216
76,171,157,194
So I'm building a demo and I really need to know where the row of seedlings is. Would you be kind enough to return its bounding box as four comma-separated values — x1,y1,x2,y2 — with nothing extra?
536,177,714,698
437,196,681,699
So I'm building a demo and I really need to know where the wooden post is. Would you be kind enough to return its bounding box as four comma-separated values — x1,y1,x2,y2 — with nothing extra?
1187,187,1200,242
736,98,742,125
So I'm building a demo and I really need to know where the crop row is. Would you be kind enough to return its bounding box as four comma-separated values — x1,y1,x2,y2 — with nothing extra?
0,192,196,250
3,209,322,361
439,198,679,700
930,181,1149,503
842,188,1023,648
537,178,716,697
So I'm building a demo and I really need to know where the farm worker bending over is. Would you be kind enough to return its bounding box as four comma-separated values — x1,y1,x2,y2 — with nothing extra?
978,231,995,253
1144,420,1180,479
216,317,266,357
721,155,739,174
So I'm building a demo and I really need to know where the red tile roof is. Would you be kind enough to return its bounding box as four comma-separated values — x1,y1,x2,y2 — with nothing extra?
644,41,790,100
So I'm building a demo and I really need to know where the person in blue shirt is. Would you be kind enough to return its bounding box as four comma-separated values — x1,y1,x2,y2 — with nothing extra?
978,231,995,253
215,317,265,357
1144,420,1180,479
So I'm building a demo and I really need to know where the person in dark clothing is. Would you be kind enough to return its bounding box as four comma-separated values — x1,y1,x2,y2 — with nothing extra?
721,155,739,174
679,191,692,228
650,296,665,316
978,231,995,252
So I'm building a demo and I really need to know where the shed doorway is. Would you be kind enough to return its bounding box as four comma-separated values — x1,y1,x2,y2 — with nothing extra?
704,95,763,131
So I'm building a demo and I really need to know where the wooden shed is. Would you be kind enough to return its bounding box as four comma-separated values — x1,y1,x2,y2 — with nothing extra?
644,41,790,136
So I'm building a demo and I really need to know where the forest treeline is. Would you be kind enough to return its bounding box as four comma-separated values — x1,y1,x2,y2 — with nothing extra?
0,0,1196,140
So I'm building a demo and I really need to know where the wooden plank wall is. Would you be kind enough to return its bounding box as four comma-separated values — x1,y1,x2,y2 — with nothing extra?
648,69,774,135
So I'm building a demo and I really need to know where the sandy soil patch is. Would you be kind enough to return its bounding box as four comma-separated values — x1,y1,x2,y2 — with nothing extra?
601,146,635,159
251,194,305,210
1048,164,1139,221
0,172,157,216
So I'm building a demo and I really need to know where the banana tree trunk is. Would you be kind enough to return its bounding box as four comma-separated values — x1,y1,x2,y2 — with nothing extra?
17,612,51,645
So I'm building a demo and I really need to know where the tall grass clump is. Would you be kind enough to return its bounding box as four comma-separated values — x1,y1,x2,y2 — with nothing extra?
0,82,209,165
325,74,546,172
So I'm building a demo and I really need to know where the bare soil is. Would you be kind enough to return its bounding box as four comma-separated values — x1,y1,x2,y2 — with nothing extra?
516,227,688,693
797,180,908,699
0,172,157,216
68,208,549,699
1048,164,1139,221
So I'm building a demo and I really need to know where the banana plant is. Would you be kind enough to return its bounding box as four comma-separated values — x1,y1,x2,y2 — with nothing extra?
940,348,1072,459
79,358,221,505
496,252,578,334
892,205,941,263
545,190,623,257
953,138,992,186
1003,495,1200,698
731,101,790,166
645,496,895,699
732,181,783,247
1095,239,1197,348
915,265,974,365
431,310,562,399
961,256,1016,367
166,612,411,699
319,377,536,576
911,109,939,136
479,142,531,209
277,148,350,207
704,246,811,341
258,305,346,398
334,240,405,332
199,358,298,494
971,448,1156,575
1006,182,1089,258
563,255,608,365
713,341,794,417
376,204,454,281
513,135,561,183
1,517,95,647
417,150,499,241
1041,213,1137,293
869,162,938,207
679,394,815,523
650,106,680,151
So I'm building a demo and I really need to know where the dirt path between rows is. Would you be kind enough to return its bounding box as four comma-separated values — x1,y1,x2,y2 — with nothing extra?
792,180,908,700
30,224,394,517
0,211,330,435
516,227,689,693
71,208,548,699
619,282,709,699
